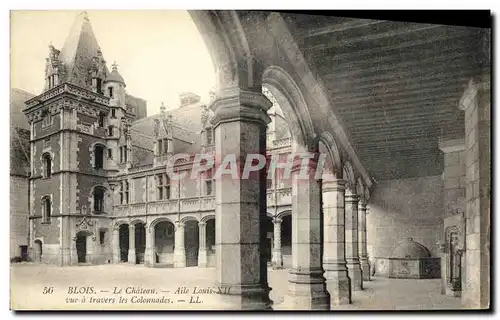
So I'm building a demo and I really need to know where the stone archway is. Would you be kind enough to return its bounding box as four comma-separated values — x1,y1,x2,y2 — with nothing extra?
184,219,200,267
152,219,176,267
118,224,129,263
134,222,146,264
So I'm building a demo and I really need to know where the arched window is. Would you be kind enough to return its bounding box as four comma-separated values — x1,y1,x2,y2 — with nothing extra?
94,145,105,169
41,196,51,223
93,187,105,213
42,153,52,178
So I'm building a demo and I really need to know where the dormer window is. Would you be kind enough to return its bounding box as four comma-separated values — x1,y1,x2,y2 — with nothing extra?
119,146,128,163
157,139,168,155
108,87,114,98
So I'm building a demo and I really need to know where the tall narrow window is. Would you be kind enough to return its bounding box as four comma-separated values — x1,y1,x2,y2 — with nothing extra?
107,149,113,159
205,169,214,196
93,187,105,213
157,174,170,200
42,153,52,178
108,87,114,98
267,178,273,189
119,146,128,163
94,145,104,169
163,139,168,154
108,125,114,136
99,230,106,245
206,128,213,145
111,108,116,118
96,78,102,94
41,196,51,223
124,181,129,204
158,140,163,155
98,112,105,127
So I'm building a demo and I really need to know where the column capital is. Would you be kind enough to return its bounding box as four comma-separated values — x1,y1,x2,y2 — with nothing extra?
175,220,184,228
198,221,206,227
322,178,346,192
458,79,490,111
345,192,359,203
209,88,272,128
272,217,282,224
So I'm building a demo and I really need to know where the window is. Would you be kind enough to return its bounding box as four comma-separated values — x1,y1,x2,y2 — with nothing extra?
96,78,102,94
108,87,114,98
111,108,116,118
205,169,214,196
206,128,213,145
98,112,105,127
99,230,106,245
157,139,168,155
108,125,114,136
93,187,105,213
41,196,51,223
107,149,113,159
119,181,129,204
205,180,213,196
94,145,105,169
157,174,171,200
119,146,128,163
42,153,52,178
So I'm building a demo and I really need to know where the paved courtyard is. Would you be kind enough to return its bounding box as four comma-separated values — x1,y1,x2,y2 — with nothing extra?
11,263,461,310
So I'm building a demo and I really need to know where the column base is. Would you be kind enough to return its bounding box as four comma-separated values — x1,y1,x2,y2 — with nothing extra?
282,269,330,310
198,249,208,268
360,258,371,281
128,250,136,265
324,270,352,305
214,283,273,310
346,262,363,291
173,249,186,268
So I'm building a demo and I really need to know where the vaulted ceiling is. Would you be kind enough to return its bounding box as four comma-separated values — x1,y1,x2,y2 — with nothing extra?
280,13,488,181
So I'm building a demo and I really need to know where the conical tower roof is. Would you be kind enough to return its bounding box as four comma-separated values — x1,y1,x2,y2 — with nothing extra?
58,12,109,89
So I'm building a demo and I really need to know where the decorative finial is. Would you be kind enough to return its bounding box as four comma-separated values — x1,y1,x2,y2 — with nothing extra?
112,61,118,71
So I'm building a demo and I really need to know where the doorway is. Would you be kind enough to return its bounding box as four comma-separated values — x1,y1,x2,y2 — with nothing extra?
76,233,87,263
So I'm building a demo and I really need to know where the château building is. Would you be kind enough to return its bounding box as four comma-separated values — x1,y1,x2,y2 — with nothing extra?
12,12,295,269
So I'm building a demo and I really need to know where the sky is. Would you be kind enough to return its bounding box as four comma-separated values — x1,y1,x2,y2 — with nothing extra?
10,10,216,116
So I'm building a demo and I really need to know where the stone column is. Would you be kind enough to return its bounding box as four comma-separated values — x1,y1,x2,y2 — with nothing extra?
458,79,490,309
322,179,351,305
212,89,272,310
144,226,155,267
283,150,330,310
112,227,120,264
173,221,186,268
271,217,283,269
345,189,363,291
128,225,136,264
198,222,208,267
358,200,370,281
